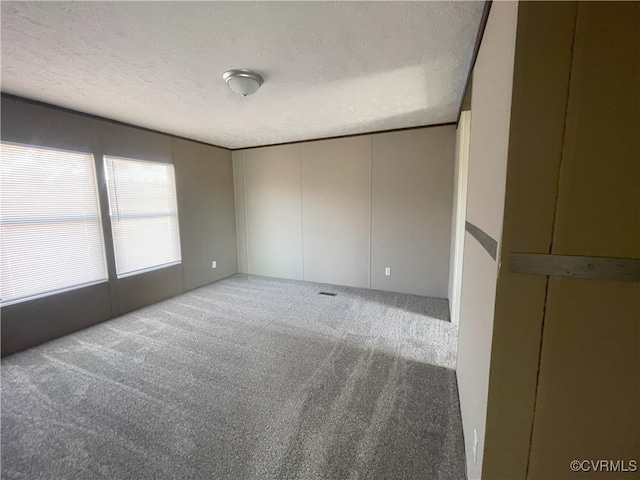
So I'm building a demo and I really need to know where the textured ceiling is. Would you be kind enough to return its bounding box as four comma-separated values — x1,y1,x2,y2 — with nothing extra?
1,2,484,149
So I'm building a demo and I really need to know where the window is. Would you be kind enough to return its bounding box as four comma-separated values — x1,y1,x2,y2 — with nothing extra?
0,143,107,305
104,156,181,278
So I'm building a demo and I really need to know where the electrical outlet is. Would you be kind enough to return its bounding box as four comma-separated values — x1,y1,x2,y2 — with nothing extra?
473,429,478,464
211,261,217,269
385,267,391,276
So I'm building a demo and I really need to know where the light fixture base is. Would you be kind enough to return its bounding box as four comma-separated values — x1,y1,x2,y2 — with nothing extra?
223,69,264,97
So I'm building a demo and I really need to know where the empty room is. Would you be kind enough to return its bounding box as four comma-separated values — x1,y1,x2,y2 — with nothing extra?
1,1,637,479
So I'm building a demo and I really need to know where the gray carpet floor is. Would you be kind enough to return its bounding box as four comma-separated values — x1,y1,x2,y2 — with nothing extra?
1,274,465,479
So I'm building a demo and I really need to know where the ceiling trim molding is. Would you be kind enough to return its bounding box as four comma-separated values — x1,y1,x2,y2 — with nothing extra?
456,0,492,124
233,121,457,151
0,93,232,152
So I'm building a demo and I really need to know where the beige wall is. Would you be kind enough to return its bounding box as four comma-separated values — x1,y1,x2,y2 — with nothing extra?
371,127,454,297
241,144,304,280
233,126,455,297
173,138,238,292
455,2,518,479
117,264,184,314
526,2,639,477
482,2,578,478
1,97,238,355
301,137,371,288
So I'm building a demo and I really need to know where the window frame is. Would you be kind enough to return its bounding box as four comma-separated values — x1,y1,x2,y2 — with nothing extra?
0,141,109,306
103,155,182,279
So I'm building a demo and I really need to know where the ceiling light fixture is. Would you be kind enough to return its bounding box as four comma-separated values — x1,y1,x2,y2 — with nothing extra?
223,69,264,97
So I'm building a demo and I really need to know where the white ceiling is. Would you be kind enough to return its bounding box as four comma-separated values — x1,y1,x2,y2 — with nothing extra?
1,2,484,149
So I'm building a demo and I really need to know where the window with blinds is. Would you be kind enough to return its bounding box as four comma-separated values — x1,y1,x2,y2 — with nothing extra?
0,143,108,305
104,156,181,278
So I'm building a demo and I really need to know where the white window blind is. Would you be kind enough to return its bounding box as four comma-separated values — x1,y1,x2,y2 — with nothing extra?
104,156,181,278
0,143,108,305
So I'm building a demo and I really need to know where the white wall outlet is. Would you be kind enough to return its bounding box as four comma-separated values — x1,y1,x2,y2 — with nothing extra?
211,261,217,269
384,267,391,276
473,428,478,464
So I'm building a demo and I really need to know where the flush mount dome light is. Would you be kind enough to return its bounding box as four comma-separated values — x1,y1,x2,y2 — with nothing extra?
223,69,264,97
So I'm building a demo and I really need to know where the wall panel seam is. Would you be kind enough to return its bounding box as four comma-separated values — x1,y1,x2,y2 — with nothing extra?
300,144,305,281
525,4,579,477
242,152,249,274
369,135,373,289
233,154,241,274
